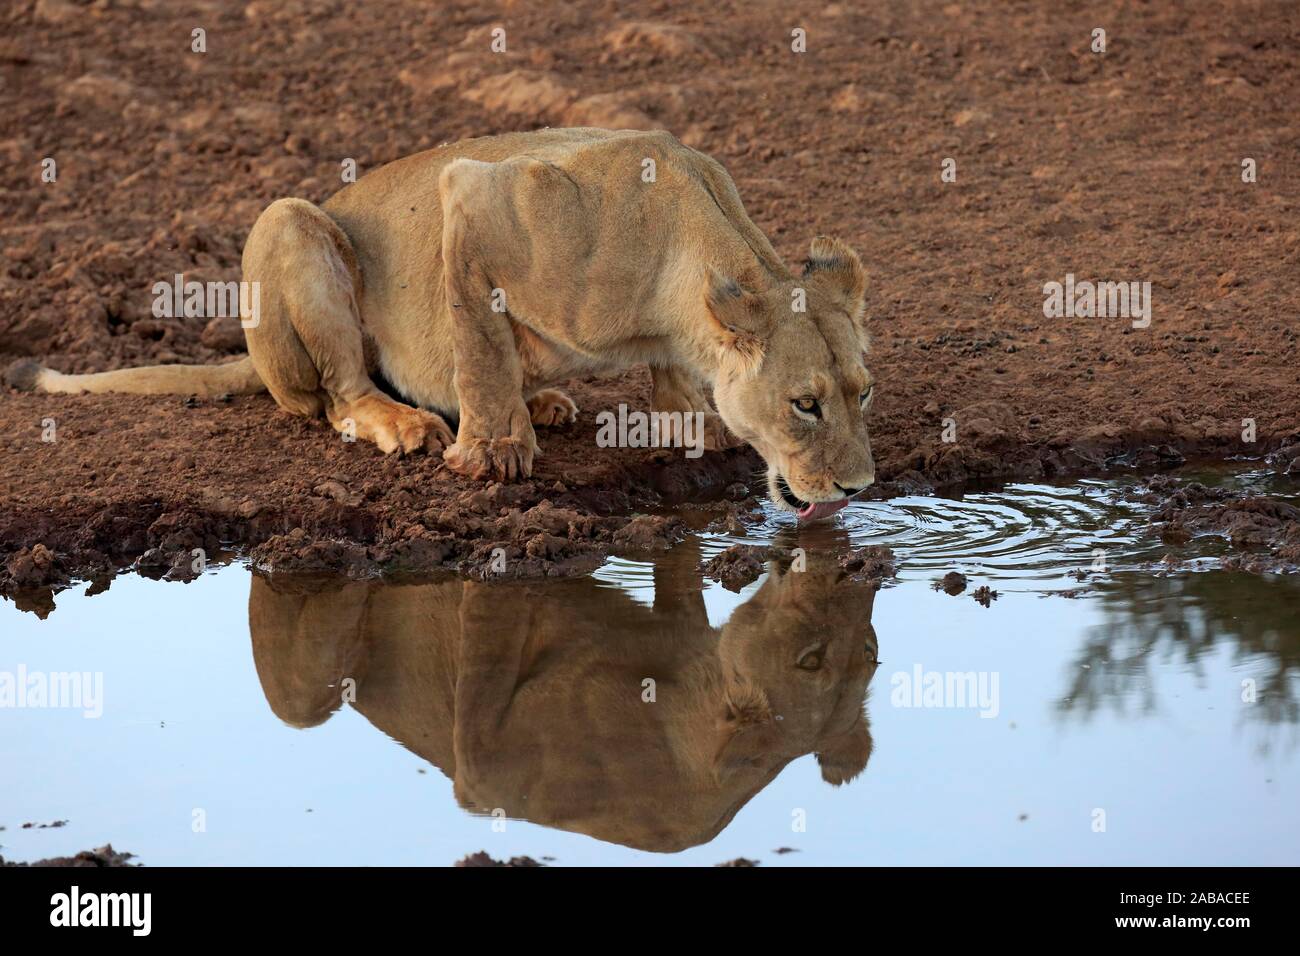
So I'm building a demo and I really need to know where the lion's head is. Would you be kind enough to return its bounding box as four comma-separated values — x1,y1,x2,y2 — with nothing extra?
706,236,876,521
715,557,879,785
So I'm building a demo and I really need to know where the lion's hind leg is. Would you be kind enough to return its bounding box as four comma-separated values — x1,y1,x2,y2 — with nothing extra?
242,198,453,455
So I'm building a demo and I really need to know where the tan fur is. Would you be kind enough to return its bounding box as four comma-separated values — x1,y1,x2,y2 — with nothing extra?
13,354,264,398
248,539,879,852
12,129,876,508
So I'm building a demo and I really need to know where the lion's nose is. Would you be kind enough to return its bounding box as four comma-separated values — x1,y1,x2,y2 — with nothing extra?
835,479,873,496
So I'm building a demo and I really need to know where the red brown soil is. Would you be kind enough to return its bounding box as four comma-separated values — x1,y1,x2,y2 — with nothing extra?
2,0,1299,595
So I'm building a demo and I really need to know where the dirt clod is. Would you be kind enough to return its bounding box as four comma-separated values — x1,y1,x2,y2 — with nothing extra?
702,544,787,591
934,571,968,595
839,545,896,583
454,851,545,868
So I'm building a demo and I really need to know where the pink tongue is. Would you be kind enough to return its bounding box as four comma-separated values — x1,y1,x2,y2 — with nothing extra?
797,499,849,522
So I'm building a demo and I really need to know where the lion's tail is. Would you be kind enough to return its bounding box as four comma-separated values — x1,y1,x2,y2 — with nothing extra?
3,354,266,398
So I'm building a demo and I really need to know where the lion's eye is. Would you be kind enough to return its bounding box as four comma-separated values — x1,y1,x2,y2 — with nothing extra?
860,386,873,408
792,397,821,419
796,648,825,671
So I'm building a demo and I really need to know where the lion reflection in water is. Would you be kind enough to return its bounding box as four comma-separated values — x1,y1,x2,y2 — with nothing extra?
248,540,880,852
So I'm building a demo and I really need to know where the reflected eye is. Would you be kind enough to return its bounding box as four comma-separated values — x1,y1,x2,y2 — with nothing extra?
792,397,822,419
796,646,825,671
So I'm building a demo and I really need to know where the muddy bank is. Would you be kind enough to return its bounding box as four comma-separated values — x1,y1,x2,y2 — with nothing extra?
3,0,1299,599
1130,456,1300,573
3,378,1296,605
0,844,136,867
702,542,896,591
0,370,768,603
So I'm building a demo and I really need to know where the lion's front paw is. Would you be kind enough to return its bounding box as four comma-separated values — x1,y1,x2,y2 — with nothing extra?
444,436,535,481
527,388,579,427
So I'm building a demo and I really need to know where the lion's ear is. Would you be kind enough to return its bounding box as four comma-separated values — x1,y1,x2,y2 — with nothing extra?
704,267,767,378
714,680,779,777
803,236,867,322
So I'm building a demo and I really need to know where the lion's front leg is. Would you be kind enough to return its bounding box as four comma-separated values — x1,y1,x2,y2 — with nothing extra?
443,304,537,480
440,178,538,482
650,365,741,452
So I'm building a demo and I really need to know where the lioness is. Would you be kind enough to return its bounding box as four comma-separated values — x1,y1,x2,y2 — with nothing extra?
249,538,880,852
10,128,876,520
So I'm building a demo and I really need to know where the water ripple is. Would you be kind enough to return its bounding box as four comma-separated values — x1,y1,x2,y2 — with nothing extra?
704,479,1161,584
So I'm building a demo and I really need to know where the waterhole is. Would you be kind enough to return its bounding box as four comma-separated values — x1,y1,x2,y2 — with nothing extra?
3,466,1297,865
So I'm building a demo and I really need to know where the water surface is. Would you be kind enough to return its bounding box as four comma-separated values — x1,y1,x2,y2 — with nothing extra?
2,467,1297,865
